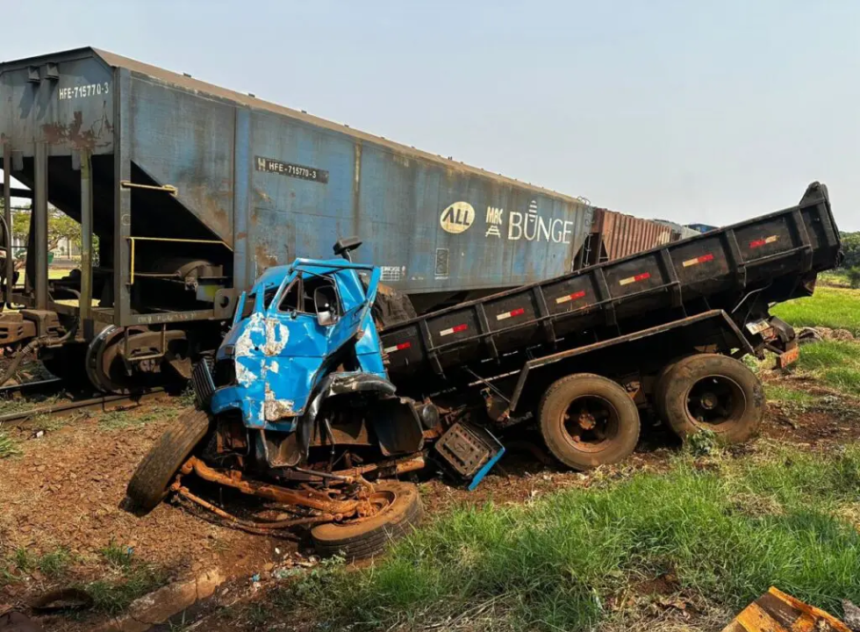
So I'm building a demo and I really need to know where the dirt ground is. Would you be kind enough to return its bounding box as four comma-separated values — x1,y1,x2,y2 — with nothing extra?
0,397,288,631
1,374,858,631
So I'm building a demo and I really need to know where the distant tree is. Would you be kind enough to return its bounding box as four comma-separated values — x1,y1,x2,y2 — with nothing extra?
841,232,860,270
9,208,82,253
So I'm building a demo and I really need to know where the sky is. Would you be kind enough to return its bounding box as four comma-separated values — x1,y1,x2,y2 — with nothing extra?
2,0,858,230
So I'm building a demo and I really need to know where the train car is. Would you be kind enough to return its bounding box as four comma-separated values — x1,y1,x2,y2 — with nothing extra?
574,208,673,269
652,219,702,241
0,47,593,391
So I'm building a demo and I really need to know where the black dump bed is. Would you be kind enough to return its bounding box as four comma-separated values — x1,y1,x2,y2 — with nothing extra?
379,183,841,383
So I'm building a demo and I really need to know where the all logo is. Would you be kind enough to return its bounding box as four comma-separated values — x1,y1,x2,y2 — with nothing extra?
439,202,475,234
439,199,576,244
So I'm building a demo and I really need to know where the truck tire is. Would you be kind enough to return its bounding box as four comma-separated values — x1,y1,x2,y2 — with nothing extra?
655,354,763,444
126,408,210,513
538,374,641,470
311,481,423,560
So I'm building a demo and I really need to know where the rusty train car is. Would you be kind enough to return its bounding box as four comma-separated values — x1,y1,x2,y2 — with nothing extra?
0,47,595,391
574,208,675,269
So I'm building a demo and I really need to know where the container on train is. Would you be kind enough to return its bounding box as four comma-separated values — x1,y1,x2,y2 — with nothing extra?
575,208,673,268
652,219,701,241
0,47,593,391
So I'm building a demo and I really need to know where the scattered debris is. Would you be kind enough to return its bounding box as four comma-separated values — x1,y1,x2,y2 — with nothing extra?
722,587,850,632
94,568,225,632
799,326,855,345
843,600,860,632
29,588,93,613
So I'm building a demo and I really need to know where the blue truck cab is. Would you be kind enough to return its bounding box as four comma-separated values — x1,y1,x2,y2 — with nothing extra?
210,256,386,430
196,238,503,484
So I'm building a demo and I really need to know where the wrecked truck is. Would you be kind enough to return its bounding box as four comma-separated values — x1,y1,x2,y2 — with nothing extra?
127,182,841,558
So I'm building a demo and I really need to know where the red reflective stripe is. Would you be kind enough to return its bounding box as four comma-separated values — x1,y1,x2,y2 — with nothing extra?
452,324,468,333
634,272,651,282
383,341,412,353
556,290,587,305
509,308,525,317
683,253,715,267
750,238,766,248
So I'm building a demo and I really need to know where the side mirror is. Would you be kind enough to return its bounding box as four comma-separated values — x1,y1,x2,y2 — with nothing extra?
317,310,334,327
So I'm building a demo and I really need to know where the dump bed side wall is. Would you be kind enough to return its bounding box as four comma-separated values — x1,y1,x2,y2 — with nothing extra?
381,186,840,380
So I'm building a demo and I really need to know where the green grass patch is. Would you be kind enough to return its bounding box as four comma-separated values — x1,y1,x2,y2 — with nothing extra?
818,270,852,288
280,448,860,631
765,384,817,407
796,340,860,396
99,405,179,431
8,547,73,581
772,287,860,336
0,429,21,459
85,545,169,615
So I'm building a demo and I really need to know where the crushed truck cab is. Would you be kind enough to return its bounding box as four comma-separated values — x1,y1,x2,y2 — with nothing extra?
197,239,469,480
210,259,387,430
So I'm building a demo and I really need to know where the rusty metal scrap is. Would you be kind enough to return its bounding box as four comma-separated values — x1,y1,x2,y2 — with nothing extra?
721,587,851,632
180,457,366,516
332,455,426,478
174,486,334,534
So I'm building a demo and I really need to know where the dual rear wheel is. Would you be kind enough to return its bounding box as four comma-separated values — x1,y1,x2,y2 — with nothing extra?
537,354,763,470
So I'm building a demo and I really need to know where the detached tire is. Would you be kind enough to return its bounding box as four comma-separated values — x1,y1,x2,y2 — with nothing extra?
538,373,641,470
126,408,210,513
311,481,423,560
655,354,763,444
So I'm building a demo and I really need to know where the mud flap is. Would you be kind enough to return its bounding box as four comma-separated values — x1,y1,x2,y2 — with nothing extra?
433,422,505,490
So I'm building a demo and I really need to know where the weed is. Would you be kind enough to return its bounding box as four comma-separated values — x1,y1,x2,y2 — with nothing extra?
685,428,720,456
179,386,197,408
12,547,72,580
38,548,73,579
0,564,19,587
279,447,860,631
0,429,20,459
86,564,169,615
100,540,134,570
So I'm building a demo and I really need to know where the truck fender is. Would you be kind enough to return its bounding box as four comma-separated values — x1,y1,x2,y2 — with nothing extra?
297,372,397,458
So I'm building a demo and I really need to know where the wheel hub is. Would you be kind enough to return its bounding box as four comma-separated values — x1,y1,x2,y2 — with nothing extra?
699,392,718,410
577,411,597,430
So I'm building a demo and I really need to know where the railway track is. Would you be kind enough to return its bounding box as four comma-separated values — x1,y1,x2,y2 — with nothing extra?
0,388,167,424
